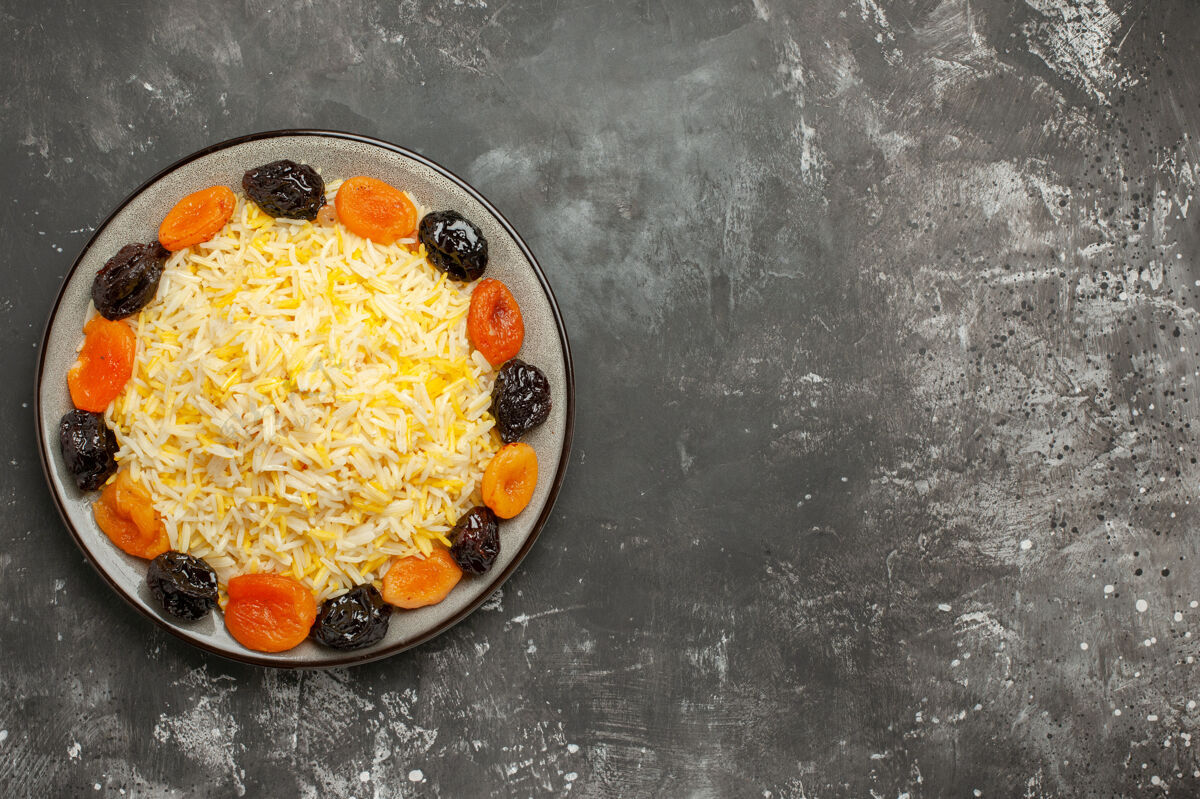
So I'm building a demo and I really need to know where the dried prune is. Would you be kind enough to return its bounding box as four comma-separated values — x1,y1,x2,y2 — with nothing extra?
147,551,219,621
449,506,500,575
418,210,488,281
59,410,119,490
91,242,168,320
310,584,391,650
491,359,551,443
242,160,325,220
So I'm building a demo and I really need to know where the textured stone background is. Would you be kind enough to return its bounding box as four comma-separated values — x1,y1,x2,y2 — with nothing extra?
3,0,1200,796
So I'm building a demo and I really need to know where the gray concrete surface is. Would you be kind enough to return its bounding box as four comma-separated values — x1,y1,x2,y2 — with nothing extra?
3,0,1200,795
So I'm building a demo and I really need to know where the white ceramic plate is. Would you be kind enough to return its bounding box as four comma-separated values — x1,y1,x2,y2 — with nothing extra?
35,130,574,668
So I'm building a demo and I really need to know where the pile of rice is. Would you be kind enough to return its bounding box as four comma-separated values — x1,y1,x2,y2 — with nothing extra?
104,180,500,601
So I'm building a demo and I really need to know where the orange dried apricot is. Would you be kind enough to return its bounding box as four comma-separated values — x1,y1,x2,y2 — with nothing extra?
334,176,417,245
158,185,236,251
68,316,136,413
92,470,169,559
381,548,463,609
224,573,317,653
467,279,524,365
481,442,538,519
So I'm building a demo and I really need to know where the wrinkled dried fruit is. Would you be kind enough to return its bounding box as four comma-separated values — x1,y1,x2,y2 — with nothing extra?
93,470,170,559
418,210,488,282
59,410,119,490
147,551,219,621
92,242,168,320
224,573,317,653
468,279,524,365
491,359,551,443
310,584,392,650
68,316,136,413
481,442,538,519
449,506,500,575
158,186,236,251
242,160,326,220
334,176,417,244
381,548,463,609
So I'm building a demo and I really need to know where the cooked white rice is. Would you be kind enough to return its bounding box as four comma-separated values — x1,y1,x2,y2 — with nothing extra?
104,180,500,601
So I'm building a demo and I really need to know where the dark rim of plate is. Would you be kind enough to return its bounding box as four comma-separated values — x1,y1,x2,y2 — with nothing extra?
33,129,576,669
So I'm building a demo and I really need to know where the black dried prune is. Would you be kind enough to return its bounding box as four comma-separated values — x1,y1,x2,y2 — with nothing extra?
147,551,220,621
491,359,551,443
91,242,168,320
310,584,391,650
59,410,119,490
242,159,325,220
449,506,500,575
418,210,488,281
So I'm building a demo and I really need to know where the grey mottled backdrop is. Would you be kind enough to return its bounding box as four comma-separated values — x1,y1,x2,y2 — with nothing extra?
3,0,1200,796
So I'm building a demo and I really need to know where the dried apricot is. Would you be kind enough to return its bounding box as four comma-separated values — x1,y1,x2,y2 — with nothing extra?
158,185,236,251
468,279,524,365
381,548,463,609
224,573,317,653
334,176,417,245
93,470,169,559
481,442,538,519
68,316,136,413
